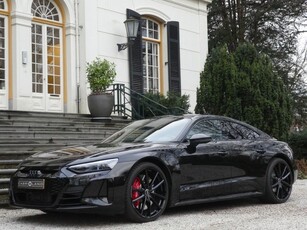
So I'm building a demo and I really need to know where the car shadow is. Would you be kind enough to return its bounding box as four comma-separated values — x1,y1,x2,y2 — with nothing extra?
14,198,265,227
15,212,131,228
163,197,262,217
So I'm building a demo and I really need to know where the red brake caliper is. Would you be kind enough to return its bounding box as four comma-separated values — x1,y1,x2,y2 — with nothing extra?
132,177,141,208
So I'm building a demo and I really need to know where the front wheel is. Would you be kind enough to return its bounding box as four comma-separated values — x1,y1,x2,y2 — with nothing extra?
125,162,169,222
263,158,293,203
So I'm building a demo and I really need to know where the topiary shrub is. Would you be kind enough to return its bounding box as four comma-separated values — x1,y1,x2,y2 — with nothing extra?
86,58,116,95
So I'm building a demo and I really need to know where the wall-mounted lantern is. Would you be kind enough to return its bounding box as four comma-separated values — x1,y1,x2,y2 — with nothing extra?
117,18,140,52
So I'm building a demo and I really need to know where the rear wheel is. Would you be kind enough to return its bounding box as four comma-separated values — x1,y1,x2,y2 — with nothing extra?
125,162,169,222
264,158,293,203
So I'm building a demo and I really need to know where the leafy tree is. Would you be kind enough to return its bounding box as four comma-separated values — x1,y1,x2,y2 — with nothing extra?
289,44,307,129
208,0,306,62
196,44,292,139
207,0,307,126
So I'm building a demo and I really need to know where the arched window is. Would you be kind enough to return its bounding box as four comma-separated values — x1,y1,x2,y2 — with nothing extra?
142,18,161,93
31,0,60,21
31,0,63,99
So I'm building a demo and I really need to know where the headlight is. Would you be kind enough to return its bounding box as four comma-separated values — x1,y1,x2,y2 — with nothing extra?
68,158,118,174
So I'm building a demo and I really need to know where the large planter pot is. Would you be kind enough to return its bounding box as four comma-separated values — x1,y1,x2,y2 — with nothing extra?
88,94,114,117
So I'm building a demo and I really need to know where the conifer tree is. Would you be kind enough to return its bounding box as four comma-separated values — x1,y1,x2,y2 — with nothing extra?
196,44,292,139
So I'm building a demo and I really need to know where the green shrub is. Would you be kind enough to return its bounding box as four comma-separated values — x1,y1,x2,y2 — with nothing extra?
142,92,190,118
289,129,307,159
86,58,116,94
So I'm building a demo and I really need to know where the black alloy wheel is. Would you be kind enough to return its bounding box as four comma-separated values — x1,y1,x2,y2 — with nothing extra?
125,162,169,222
264,158,293,203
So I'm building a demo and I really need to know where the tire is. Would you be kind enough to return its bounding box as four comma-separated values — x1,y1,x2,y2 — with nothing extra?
125,162,169,222
263,158,293,203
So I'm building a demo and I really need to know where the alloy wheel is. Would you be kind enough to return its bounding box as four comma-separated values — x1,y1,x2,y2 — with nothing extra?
128,164,168,221
269,160,292,201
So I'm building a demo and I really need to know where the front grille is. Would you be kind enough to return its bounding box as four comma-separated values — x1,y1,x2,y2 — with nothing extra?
12,177,69,206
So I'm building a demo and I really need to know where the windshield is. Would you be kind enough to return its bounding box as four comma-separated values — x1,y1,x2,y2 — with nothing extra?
102,117,191,144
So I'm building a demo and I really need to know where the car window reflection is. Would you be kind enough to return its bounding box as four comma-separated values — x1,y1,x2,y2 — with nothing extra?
102,117,191,144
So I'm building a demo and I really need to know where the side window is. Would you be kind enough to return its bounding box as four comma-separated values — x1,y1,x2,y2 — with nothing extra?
186,119,222,140
220,121,260,140
233,123,260,139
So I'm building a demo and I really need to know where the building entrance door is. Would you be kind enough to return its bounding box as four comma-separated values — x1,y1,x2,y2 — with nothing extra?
31,23,63,112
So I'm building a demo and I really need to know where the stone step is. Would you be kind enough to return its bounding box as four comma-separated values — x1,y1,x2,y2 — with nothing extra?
0,169,16,175
0,110,130,205
0,143,68,152
0,125,122,133
0,160,22,165
0,111,130,124
0,152,36,161
0,178,10,185
0,130,113,139
0,137,103,145
0,188,8,195
0,150,37,157
0,119,129,128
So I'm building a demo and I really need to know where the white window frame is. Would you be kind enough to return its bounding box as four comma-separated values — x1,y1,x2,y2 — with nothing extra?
142,18,161,94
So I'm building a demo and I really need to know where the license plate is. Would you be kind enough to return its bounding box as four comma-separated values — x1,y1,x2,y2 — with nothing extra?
18,178,45,190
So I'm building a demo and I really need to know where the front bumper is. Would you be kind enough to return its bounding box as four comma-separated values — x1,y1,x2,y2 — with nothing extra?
9,169,126,215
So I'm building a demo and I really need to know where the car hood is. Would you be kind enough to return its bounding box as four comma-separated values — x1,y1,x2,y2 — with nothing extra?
19,142,172,168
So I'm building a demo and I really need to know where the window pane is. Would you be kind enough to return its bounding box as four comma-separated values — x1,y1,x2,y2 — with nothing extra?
0,18,4,27
54,29,60,38
0,59,4,68
37,74,43,83
37,84,43,93
0,48,4,58
55,86,60,95
154,31,159,39
0,80,4,89
149,30,154,38
47,27,53,36
0,38,4,48
0,70,4,79
142,19,160,93
55,76,60,84
148,20,153,29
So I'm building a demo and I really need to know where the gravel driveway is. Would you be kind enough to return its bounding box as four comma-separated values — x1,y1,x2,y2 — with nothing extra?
1,180,306,230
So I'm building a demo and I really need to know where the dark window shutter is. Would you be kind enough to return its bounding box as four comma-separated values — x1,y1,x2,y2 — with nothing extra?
127,9,143,94
167,21,181,95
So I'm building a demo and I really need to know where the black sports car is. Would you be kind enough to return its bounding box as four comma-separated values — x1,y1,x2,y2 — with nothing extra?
10,115,297,222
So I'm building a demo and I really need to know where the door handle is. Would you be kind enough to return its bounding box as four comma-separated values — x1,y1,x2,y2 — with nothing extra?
256,150,266,154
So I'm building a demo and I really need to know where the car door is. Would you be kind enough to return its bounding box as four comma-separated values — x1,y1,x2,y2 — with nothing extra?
218,120,266,194
178,119,233,201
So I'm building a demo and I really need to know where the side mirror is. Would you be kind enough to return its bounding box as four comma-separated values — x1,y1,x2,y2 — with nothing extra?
186,134,212,154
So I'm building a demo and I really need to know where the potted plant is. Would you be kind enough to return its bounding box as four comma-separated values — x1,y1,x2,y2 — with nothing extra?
86,58,116,117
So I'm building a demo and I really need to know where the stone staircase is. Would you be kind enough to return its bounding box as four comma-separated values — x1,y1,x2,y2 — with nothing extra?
0,110,131,205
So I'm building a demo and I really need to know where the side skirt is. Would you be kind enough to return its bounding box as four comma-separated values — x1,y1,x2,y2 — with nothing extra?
173,191,263,207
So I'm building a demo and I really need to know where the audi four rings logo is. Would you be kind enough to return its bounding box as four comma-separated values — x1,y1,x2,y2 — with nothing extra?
29,170,41,176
